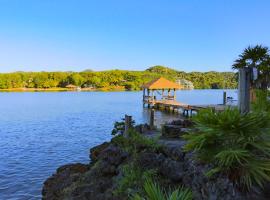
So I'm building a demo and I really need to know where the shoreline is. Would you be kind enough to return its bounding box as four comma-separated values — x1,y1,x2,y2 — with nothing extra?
0,87,234,92
42,119,269,200
0,87,128,92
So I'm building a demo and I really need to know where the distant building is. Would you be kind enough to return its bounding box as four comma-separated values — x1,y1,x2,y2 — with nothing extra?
176,79,194,90
66,84,81,91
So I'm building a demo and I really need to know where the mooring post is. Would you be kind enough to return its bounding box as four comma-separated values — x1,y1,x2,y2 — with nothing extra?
150,109,155,129
143,88,145,107
223,91,227,105
124,115,132,137
238,68,251,114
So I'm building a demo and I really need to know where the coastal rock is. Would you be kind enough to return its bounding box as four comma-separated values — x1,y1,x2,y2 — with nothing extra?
97,145,128,166
170,119,194,127
42,163,89,200
135,123,151,134
160,158,184,182
43,124,270,200
90,142,110,162
137,152,165,169
162,125,189,138
159,139,186,161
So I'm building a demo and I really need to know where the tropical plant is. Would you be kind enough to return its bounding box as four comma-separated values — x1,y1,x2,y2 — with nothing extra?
251,90,270,112
111,118,135,135
132,178,192,200
114,164,157,198
183,108,270,190
112,129,161,154
232,45,270,90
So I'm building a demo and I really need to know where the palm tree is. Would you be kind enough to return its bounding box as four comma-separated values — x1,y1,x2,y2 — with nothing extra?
232,45,270,90
133,178,192,200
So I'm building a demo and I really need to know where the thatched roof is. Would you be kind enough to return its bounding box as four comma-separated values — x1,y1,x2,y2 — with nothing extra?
66,84,77,88
142,77,181,90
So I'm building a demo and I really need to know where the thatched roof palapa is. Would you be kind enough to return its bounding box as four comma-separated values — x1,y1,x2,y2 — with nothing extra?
141,77,182,90
66,84,77,88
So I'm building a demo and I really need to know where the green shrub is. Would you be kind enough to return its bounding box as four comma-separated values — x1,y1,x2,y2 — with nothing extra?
111,118,135,135
112,130,162,154
114,163,157,197
183,108,270,190
252,90,270,112
132,178,192,200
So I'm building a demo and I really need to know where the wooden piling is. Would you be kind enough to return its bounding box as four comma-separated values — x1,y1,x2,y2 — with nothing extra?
124,115,132,137
238,68,251,114
150,109,155,129
223,91,227,105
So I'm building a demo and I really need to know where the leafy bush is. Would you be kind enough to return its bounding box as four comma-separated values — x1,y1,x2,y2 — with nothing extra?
114,163,157,198
111,118,135,135
183,108,270,190
132,178,192,200
252,90,270,112
112,130,162,154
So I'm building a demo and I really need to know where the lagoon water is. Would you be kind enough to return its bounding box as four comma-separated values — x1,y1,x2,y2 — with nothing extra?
0,90,237,199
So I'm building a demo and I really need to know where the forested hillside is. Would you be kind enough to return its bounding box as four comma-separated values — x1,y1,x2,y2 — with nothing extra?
0,66,237,90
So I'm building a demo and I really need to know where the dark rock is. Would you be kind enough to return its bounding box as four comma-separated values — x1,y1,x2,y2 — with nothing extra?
170,119,184,126
135,123,151,134
90,142,110,162
43,127,270,200
98,160,118,175
137,152,165,169
159,158,184,182
42,163,89,200
160,140,186,161
162,125,188,138
56,163,89,174
182,119,194,127
98,145,128,166
263,182,270,198
170,119,194,127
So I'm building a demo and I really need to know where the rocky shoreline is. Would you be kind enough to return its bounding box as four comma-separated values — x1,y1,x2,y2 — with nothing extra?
42,120,270,200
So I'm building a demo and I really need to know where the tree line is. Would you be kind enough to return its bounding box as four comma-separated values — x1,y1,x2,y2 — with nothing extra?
0,66,237,90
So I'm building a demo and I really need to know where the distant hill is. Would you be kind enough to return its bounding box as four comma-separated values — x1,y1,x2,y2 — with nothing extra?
146,66,178,74
0,66,237,90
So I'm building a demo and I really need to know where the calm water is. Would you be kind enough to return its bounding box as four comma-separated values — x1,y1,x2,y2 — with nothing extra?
0,90,237,200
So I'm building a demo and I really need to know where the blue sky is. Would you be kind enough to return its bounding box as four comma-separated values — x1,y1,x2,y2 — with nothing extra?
0,0,269,72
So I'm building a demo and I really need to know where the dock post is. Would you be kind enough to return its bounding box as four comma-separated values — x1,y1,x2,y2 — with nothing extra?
238,68,251,114
143,88,145,107
223,91,227,105
124,115,132,137
150,109,155,129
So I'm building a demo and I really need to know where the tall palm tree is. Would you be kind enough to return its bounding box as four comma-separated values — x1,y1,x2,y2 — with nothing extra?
233,45,270,90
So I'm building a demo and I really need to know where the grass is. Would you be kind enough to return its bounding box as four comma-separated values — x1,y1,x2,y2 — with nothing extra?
112,129,162,154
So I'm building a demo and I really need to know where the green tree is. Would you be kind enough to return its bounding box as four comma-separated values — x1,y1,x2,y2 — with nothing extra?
233,45,270,90
67,73,85,86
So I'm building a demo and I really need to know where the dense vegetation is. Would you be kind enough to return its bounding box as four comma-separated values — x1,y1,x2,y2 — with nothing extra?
233,45,270,90
183,91,270,190
0,66,237,90
133,178,192,200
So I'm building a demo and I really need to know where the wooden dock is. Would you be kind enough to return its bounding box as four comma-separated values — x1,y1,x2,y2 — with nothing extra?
141,77,234,117
144,98,234,117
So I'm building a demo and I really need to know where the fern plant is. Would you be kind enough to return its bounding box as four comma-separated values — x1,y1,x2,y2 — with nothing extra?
132,178,192,200
183,108,270,190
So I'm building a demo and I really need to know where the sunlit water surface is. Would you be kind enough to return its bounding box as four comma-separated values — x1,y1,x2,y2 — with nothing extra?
0,90,237,199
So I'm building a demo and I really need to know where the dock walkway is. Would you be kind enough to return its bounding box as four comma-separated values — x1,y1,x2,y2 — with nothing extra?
145,99,234,116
